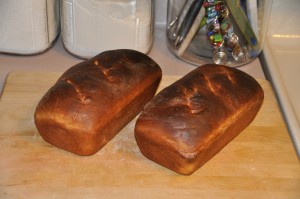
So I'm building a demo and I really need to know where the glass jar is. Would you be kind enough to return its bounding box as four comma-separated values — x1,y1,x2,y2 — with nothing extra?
0,0,60,55
61,0,154,59
166,0,273,67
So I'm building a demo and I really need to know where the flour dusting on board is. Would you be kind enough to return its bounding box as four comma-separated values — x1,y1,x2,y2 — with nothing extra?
97,117,141,158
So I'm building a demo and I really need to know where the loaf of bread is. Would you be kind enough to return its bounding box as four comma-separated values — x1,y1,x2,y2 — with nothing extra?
34,49,162,156
134,64,264,175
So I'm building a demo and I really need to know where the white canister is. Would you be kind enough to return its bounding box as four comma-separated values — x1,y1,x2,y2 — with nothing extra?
61,0,154,59
0,0,60,55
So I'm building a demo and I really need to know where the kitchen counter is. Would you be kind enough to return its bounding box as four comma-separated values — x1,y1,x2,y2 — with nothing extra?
0,24,265,94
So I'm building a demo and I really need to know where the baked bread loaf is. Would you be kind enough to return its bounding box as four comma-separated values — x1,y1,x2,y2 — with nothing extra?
34,49,162,156
134,64,264,175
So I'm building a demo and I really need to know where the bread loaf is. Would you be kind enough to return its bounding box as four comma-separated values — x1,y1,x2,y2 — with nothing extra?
134,64,264,175
34,49,162,156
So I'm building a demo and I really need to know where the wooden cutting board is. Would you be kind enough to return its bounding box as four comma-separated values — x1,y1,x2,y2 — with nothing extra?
0,72,299,199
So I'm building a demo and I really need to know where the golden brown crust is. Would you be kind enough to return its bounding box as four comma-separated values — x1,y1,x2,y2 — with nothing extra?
134,64,264,175
34,49,162,155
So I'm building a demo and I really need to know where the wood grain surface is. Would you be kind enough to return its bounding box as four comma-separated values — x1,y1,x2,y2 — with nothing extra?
0,72,299,199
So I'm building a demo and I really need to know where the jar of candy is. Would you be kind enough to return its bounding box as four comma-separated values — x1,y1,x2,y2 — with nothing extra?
166,0,273,67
